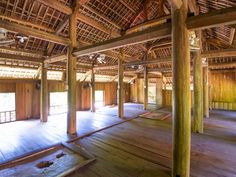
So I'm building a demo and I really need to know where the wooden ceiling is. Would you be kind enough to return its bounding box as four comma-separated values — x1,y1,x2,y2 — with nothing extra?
0,0,235,80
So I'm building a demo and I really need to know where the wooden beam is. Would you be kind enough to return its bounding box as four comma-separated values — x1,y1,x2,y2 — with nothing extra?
148,39,172,52
125,15,171,35
188,0,199,15
118,49,124,118
187,6,236,30
0,14,55,33
125,57,172,67
74,7,236,57
67,1,78,135
45,54,67,64
90,68,95,112
46,43,55,56
0,19,70,45
172,1,191,177
163,4,170,15
110,75,118,82
209,62,236,68
78,40,133,61
229,28,236,46
0,52,43,62
193,51,203,133
80,70,92,82
0,47,43,58
55,16,70,35
40,62,48,122
128,75,137,83
73,23,171,56
36,0,72,14
202,48,236,58
94,56,172,70
34,65,42,79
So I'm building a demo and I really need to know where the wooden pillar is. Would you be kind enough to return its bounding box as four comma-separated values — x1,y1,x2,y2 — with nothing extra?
172,1,191,177
208,70,212,110
90,68,95,112
143,66,148,110
156,77,163,107
67,1,77,135
203,66,209,118
118,48,124,118
193,51,203,133
40,62,48,122
136,74,139,103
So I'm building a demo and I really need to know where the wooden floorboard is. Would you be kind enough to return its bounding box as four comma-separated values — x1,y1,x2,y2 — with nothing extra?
70,109,236,177
0,103,147,164
0,105,236,176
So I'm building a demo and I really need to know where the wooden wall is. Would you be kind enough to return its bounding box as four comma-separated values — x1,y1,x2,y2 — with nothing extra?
0,80,40,120
130,78,144,103
130,71,236,111
130,78,193,107
0,80,130,120
210,70,236,110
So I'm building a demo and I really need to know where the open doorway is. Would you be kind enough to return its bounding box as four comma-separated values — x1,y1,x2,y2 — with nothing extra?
49,92,67,115
95,90,104,109
148,84,156,104
0,92,16,123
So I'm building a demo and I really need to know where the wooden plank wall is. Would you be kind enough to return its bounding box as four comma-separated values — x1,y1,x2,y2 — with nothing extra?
0,80,130,120
210,70,236,110
130,78,193,107
0,80,40,120
130,78,144,103
130,71,236,111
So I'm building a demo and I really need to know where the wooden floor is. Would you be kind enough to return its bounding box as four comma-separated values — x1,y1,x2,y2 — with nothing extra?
0,103,147,164
71,108,236,177
1,105,236,177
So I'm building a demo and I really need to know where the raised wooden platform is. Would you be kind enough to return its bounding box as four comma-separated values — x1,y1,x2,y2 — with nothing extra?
0,105,236,176
0,103,147,164
72,108,236,177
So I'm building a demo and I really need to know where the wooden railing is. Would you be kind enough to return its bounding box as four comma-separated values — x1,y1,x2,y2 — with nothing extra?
0,110,16,124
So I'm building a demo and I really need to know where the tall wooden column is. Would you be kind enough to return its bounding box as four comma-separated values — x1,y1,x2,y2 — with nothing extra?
156,77,163,107
172,1,191,177
118,49,124,118
40,62,48,122
67,1,77,134
193,51,203,133
203,66,209,118
143,66,148,110
90,68,95,112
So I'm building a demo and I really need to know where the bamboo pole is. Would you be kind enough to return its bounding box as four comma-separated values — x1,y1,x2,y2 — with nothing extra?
40,62,48,122
172,0,191,176
118,49,124,118
67,1,78,134
193,51,203,133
